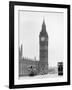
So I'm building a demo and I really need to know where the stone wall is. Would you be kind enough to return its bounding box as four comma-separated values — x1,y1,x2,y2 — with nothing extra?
19,58,39,77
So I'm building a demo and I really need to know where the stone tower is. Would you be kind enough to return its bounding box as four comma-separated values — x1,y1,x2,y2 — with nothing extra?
39,19,48,75
19,44,23,60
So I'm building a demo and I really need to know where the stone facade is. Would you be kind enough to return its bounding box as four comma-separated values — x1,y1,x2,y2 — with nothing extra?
19,57,39,76
39,20,48,74
19,45,39,76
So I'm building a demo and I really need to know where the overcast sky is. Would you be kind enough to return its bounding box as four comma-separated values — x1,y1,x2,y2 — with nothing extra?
19,10,64,67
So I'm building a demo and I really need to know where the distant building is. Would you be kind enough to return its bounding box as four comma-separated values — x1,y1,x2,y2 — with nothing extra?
19,57,39,76
19,19,48,76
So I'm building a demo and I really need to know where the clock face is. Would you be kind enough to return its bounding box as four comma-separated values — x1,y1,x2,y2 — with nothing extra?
41,37,45,41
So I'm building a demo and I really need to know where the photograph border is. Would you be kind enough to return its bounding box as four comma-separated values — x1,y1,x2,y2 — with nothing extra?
9,1,70,89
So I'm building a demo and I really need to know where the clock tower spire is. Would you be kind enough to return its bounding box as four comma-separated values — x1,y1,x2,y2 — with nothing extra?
39,19,48,75
42,19,46,32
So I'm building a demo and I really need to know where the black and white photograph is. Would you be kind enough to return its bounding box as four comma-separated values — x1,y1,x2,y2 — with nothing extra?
19,10,64,78
9,1,70,89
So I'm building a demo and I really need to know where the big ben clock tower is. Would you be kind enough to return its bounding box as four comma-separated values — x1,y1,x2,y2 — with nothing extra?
39,19,48,75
